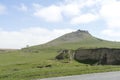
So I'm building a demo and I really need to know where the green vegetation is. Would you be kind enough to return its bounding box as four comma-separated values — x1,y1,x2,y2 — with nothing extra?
0,40,120,80
0,50,120,80
0,30,120,80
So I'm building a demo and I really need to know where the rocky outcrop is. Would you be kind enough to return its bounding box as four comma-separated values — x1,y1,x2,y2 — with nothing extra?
56,48,120,65
56,49,75,61
75,48,120,65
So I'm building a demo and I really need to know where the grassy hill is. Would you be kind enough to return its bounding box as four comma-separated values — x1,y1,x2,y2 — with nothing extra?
24,30,120,51
0,30,120,80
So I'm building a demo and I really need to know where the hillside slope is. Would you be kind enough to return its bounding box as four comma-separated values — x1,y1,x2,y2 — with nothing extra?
24,30,120,51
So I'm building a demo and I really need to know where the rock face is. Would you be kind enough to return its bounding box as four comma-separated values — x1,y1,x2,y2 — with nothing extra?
75,48,120,65
56,49,75,61
56,48,120,65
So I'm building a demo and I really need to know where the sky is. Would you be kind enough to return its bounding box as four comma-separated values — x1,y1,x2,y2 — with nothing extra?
0,0,120,49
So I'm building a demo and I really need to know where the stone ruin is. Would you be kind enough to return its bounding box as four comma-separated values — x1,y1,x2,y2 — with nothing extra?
56,48,120,65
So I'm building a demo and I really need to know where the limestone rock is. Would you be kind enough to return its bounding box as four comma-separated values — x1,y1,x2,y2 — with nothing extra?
56,48,120,65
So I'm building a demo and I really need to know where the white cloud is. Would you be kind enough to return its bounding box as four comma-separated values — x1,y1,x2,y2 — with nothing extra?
101,29,120,41
0,27,75,49
0,4,6,15
64,0,100,7
100,0,120,29
99,0,120,41
34,5,63,22
33,0,101,23
17,3,28,12
102,29,120,37
71,13,98,24
61,3,80,17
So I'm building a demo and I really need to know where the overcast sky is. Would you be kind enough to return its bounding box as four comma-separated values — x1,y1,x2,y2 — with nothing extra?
0,0,120,49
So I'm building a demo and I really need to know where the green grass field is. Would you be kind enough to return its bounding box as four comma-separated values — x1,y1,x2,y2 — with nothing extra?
1,39,120,80
1,31,120,80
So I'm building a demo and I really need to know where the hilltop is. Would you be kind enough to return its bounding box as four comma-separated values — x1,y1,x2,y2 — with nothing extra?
45,30,92,46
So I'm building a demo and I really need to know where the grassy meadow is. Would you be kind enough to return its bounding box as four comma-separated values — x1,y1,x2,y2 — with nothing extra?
1,39,120,80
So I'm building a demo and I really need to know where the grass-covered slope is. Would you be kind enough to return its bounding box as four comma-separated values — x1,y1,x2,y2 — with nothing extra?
1,48,120,80
25,30,120,51
0,30,120,80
